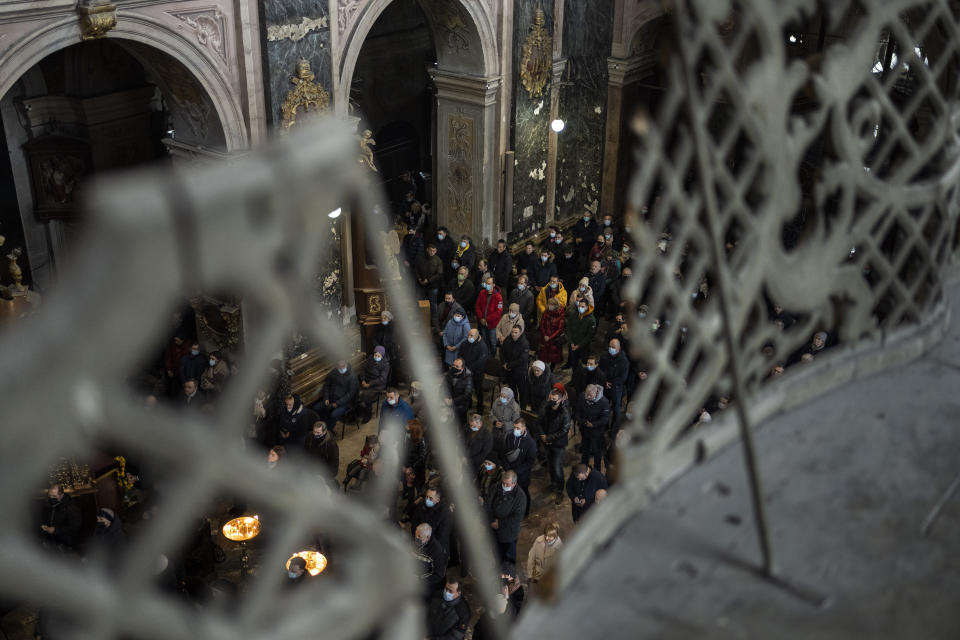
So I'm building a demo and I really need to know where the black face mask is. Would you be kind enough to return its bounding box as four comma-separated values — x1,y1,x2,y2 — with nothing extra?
453,368,463,375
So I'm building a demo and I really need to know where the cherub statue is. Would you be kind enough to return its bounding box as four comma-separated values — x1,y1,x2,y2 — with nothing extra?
358,129,378,172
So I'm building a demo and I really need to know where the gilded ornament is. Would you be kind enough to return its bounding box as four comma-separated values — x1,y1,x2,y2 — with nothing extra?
281,59,330,132
358,129,378,172
520,8,551,98
78,3,118,41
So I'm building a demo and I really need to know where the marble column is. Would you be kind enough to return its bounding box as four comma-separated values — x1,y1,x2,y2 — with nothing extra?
544,57,566,224
599,52,655,219
431,70,501,244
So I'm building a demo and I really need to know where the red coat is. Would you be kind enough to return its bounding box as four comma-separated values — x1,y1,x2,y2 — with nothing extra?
538,308,566,364
475,286,504,328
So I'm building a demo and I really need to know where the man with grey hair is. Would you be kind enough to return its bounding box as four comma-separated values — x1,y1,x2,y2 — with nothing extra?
484,469,527,563
413,522,448,597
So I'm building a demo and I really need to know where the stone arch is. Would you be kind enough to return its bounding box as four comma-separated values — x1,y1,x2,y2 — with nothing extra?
0,14,248,152
336,0,498,113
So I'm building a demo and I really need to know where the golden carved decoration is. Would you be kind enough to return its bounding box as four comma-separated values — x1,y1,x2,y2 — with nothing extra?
280,59,330,133
358,129,378,172
520,8,552,98
368,294,383,315
78,3,118,41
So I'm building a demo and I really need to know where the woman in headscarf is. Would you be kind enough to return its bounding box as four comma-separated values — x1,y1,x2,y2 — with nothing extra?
568,277,595,314
441,303,470,368
491,385,521,433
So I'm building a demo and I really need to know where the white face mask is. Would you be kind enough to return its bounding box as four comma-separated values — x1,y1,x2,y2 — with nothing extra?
509,311,518,318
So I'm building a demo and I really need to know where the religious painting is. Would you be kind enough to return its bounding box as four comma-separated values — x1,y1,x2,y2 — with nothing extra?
24,136,93,220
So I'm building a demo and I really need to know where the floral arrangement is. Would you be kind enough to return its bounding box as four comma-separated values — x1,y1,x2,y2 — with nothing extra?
115,456,135,492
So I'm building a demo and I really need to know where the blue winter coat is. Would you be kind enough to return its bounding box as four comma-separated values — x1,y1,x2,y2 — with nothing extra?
441,304,471,365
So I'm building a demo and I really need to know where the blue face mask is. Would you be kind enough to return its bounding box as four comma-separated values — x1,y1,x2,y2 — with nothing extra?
541,256,549,262
425,498,436,508
583,216,590,223
500,397,508,404
513,428,523,437
609,347,617,355
454,316,463,323
579,307,587,314
586,365,596,371
604,220,611,226
517,284,525,291
374,355,382,362
443,590,455,602
460,241,467,248
484,462,495,471
338,367,347,374
381,320,389,325
288,571,298,579
549,231,556,238
485,283,492,291
191,349,200,356
550,282,558,289
467,336,476,343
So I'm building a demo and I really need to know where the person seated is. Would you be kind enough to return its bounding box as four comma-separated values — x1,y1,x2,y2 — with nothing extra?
380,387,415,429
358,346,390,423
278,394,318,447
343,435,380,491
313,359,359,426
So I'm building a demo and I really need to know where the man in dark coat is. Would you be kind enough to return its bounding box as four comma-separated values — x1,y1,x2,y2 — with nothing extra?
434,291,457,344
313,359,359,425
488,239,514,290
508,275,537,331
571,354,607,401
484,470,527,563
555,243,582,292
303,421,339,484
539,384,571,501
416,244,445,307
179,340,206,386
459,328,490,414
443,358,473,425
566,463,609,522
522,360,556,412
414,523,449,598
528,248,558,292
278,394,318,447
425,577,471,640
373,310,401,381
412,486,454,554
494,418,537,513
464,414,493,474
599,338,630,426
576,384,610,472
573,211,599,257
515,241,539,278
499,325,529,397
358,346,390,422
40,484,81,550
436,226,457,282
564,302,597,370
451,235,477,274
447,266,475,312
91,508,126,555
401,224,424,274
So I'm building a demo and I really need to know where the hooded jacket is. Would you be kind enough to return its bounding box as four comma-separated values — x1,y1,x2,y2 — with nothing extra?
536,282,569,319
441,304,471,365
568,278,595,313
491,386,521,427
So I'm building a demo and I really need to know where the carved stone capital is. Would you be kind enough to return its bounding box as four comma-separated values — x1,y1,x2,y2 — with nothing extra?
551,57,567,85
607,53,657,87
77,1,117,41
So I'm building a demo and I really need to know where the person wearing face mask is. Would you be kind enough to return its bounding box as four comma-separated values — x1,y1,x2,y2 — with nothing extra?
539,383,571,502
425,577,470,639
483,470,527,562
568,277,595,315
412,487,453,554
199,350,230,398
39,484,82,550
379,387,415,429
358,346,390,423
463,413,493,473
415,244,444,310
522,360,556,411
453,235,477,273
476,458,503,497
529,248,558,291
589,231,611,264
442,358,474,425
508,276,536,330
303,421,339,484
446,266,475,311
535,275,568,322
266,445,285,469
573,210,598,257
412,523,448,598
400,222,424,275
537,297,566,367
487,238,513,290
441,303,471,368
435,226,457,281
459,329,490,414
599,338,630,426
312,359,359,427
285,556,308,588
494,418,537,515
408,380,427,419
475,275,504,352
491,386,521,434
179,340,206,387
499,325,530,395
373,310,402,383
571,355,607,401
279,394,318,447
526,522,563,585
576,384,610,472
563,296,598,370
404,420,429,489
496,302,525,347
433,291,458,345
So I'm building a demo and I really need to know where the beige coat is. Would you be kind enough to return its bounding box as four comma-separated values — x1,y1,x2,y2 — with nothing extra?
496,305,525,343
526,534,563,581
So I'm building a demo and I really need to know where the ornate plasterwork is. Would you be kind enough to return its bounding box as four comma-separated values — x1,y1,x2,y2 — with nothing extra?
280,59,330,132
520,8,551,97
338,0,364,36
429,0,471,55
78,2,117,41
267,15,329,42
447,112,474,230
168,7,227,61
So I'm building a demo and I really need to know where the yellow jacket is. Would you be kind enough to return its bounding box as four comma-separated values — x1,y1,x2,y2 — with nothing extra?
536,283,568,319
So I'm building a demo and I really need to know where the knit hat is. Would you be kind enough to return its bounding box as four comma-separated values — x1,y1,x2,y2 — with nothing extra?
98,508,115,523
552,382,566,395
374,346,386,356
532,360,546,371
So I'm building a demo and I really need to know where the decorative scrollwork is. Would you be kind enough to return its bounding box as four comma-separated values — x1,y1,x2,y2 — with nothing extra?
280,59,330,132
520,8,551,98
